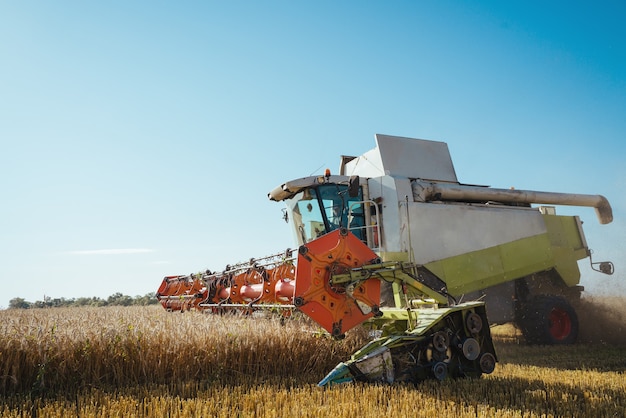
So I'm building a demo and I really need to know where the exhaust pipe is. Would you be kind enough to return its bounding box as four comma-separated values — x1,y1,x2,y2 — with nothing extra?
412,181,613,225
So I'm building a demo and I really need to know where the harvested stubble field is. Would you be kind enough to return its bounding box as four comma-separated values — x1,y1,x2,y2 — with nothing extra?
1,298,625,417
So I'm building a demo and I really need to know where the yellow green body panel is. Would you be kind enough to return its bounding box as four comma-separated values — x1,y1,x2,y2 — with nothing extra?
378,251,410,263
424,214,587,295
542,214,588,286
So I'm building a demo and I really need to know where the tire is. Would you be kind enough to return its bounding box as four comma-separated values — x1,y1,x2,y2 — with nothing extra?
518,295,579,345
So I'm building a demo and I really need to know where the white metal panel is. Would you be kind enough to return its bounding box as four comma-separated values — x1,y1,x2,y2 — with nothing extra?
343,134,458,182
368,176,405,252
375,134,458,181
407,202,547,264
342,146,385,178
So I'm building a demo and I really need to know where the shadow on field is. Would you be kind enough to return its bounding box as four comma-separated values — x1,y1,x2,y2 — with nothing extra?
493,339,626,372
14,376,622,418
415,374,625,417
121,374,625,417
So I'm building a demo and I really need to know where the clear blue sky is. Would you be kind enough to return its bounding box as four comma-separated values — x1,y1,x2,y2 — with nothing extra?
1,1,625,308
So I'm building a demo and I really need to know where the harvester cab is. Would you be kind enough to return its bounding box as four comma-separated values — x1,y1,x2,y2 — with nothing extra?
275,174,368,246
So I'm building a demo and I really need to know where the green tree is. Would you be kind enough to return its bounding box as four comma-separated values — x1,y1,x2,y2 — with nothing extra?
107,292,133,306
8,297,30,309
133,293,159,306
6,291,160,309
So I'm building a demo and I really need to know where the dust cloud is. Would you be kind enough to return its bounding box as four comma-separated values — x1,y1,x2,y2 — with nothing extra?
577,296,626,346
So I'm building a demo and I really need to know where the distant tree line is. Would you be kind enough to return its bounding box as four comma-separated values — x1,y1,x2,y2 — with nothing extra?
7,292,159,309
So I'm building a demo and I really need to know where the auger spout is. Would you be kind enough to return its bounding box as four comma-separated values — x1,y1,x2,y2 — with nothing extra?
412,180,613,224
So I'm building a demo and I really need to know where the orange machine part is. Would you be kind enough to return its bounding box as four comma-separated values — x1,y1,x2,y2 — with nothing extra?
157,256,297,312
228,270,261,304
156,275,207,311
274,279,295,302
272,263,296,302
224,262,297,305
294,229,380,337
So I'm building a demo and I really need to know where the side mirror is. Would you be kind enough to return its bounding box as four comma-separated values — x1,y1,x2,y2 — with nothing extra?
591,259,614,275
348,176,360,198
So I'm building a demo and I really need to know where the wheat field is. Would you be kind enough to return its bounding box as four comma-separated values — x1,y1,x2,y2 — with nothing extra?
0,301,624,417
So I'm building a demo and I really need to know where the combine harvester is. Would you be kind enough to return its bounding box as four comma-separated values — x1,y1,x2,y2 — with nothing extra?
157,134,614,386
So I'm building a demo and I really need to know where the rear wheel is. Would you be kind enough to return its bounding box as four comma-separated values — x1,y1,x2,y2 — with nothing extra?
519,296,579,345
